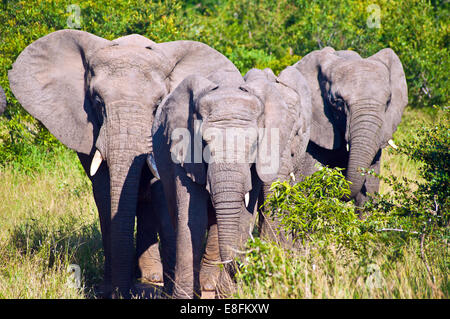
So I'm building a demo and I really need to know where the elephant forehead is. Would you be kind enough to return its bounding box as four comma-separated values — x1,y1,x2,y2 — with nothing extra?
90,46,168,74
201,88,262,111
332,60,389,82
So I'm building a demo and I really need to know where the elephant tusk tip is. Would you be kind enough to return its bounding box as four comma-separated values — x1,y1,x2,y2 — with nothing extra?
90,150,103,176
388,139,398,149
244,192,250,207
290,172,296,182
147,154,160,180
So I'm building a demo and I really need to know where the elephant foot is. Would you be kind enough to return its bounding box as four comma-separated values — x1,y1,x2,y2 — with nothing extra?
94,281,112,299
200,261,221,293
215,267,236,299
200,223,221,296
133,282,164,299
138,243,164,285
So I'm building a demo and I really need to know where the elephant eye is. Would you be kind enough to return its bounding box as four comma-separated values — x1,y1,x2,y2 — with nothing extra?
331,96,346,113
94,93,104,107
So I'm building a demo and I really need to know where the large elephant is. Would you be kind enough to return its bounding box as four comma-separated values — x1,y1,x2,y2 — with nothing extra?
152,65,310,298
8,29,239,298
0,86,6,115
295,47,408,210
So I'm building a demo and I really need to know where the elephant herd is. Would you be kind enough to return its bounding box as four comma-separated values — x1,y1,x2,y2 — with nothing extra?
4,30,408,298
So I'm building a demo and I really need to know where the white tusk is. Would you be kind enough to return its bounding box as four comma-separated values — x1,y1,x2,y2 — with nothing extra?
90,150,103,176
290,172,296,182
388,139,398,149
245,192,250,207
346,143,349,152
147,154,160,180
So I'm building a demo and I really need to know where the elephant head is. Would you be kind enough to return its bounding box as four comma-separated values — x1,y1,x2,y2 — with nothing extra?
153,66,310,265
8,29,238,296
0,86,6,115
295,47,408,198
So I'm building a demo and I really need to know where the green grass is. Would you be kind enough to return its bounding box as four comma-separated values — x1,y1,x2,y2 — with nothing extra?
235,238,448,299
379,107,436,194
0,146,102,298
0,107,447,298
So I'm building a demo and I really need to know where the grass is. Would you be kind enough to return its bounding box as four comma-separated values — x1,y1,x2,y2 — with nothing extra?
235,238,448,299
379,107,435,194
0,107,447,298
0,145,102,298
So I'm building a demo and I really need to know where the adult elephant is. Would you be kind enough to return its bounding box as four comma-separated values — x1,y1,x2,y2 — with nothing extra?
295,47,408,210
8,29,239,298
152,65,310,298
0,86,6,115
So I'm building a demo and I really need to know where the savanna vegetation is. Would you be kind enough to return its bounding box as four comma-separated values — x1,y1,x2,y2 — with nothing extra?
0,0,448,298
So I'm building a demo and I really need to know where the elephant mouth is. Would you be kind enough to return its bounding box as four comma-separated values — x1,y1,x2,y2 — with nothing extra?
90,100,155,177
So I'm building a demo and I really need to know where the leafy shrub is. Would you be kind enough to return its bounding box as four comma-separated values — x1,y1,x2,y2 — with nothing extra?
264,167,360,247
365,105,449,241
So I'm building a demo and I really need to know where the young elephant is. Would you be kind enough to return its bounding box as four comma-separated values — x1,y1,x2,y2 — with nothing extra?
295,47,408,210
8,29,239,298
152,66,310,298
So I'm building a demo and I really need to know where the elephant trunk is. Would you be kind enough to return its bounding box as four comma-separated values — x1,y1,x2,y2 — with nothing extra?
208,164,247,264
346,103,383,199
106,102,152,297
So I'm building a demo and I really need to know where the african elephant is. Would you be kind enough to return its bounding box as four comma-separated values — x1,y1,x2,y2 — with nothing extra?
8,29,239,298
295,47,408,210
152,65,310,298
0,86,6,115
243,68,312,248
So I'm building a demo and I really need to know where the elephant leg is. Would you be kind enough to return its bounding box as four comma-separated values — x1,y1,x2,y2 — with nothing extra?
200,200,258,298
136,200,163,284
77,153,112,298
150,179,176,297
135,166,163,285
355,149,382,217
200,205,221,295
172,166,208,299
258,182,288,245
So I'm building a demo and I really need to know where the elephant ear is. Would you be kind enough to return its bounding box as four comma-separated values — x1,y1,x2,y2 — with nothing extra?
0,86,6,115
8,29,112,155
294,47,343,150
243,69,291,183
153,74,218,184
367,48,408,148
276,66,312,166
155,40,240,90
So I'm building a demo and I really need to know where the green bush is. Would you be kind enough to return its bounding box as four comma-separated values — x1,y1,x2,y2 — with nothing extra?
365,105,449,241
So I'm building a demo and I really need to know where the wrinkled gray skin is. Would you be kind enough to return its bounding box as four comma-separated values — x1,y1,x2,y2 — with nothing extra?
0,86,6,115
8,29,238,298
295,47,408,210
152,66,310,298
244,69,312,248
